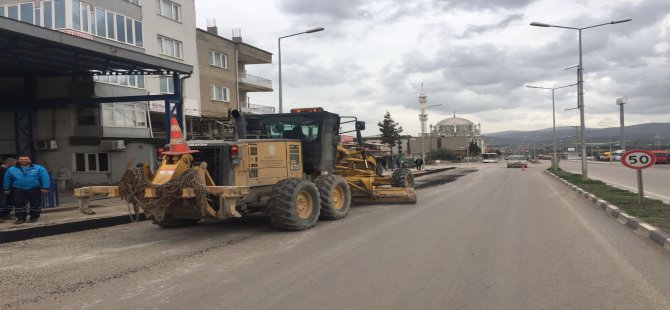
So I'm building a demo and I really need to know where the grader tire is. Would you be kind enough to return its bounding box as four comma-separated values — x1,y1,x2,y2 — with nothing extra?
391,168,414,188
267,178,320,231
315,174,351,220
155,217,200,228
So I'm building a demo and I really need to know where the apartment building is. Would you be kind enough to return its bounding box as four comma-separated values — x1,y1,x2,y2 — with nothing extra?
0,0,198,186
191,25,273,140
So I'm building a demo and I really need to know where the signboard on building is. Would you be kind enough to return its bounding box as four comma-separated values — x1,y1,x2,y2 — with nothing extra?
341,134,354,144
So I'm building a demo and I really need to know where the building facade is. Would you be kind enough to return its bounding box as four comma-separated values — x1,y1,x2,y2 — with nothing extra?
191,25,272,140
406,114,484,158
0,0,198,187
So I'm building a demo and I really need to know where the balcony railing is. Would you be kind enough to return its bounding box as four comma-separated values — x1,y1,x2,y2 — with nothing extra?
242,103,275,114
239,71,272,89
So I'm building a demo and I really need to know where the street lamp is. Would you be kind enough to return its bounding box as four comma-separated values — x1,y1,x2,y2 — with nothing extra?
277,27,325,113
616,97,627,151
531,17,632,179
526,83,577,169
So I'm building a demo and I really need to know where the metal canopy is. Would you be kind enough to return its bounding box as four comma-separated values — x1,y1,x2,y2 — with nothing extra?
0,17,192,77
0,17,193,156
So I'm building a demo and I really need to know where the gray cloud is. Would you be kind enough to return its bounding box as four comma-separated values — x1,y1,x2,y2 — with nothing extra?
459,14,525,38
278,0,367,19
433,0,537,11
200,0,670,133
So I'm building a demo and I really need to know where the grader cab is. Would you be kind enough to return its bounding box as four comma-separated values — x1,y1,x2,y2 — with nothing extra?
74,108,415,231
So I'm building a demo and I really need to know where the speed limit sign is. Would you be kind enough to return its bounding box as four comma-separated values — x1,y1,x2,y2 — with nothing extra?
621,150,656,169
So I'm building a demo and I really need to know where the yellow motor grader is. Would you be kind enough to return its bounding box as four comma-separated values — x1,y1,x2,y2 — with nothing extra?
74,108,415,230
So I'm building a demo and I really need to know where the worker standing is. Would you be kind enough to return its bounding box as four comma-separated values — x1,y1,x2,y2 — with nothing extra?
0,157,17,222
2,155,50,224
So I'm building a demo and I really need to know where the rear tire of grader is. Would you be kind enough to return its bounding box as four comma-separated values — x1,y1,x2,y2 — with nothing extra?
267,178,321,231
315,174,351,220
391,168,414,188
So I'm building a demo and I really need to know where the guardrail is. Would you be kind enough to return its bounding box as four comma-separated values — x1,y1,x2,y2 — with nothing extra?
242,104,275,114
239,72,272,88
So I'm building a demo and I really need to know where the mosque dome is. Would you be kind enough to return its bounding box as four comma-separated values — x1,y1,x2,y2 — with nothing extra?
436,116,474,126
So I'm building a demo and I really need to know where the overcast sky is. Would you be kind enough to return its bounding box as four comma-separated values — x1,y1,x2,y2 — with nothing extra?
194,0,669,136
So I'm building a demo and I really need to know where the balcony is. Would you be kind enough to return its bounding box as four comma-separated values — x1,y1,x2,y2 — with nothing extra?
242,103,275,114
239,71,273,92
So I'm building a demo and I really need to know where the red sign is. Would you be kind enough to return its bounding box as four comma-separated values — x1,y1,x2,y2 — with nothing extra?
621,149,656,169
340,135,354,144
58,29,94,40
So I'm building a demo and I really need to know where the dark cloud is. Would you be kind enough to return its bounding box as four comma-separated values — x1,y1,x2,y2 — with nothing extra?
433,0,536,11
278,0,428,24
278,0,367,20
459,14,524,38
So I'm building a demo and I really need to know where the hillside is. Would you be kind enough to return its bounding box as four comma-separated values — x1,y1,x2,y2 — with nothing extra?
484,123,670,149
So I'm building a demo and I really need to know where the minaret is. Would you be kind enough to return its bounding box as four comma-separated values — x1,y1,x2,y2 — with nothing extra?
418,85,428,162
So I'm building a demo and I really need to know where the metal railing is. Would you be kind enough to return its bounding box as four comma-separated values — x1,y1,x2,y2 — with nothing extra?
239,71,272,88
242,103,275,114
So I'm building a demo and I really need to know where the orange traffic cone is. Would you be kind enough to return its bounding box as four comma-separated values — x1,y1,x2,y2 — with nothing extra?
162,116,199,155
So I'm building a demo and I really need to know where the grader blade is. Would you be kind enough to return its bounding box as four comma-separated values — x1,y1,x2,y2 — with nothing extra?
351,187,417,205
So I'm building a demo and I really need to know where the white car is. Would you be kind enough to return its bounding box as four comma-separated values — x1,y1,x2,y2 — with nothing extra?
506,155,528,168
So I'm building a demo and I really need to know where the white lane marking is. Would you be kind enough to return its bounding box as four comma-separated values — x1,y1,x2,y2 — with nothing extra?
562,167,670,202
602,180,670,202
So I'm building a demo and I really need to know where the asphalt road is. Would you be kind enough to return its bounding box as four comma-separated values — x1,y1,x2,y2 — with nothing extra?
2,164,670,309
557,160,670,203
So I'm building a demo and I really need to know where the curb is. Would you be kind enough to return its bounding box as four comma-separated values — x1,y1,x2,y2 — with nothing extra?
545,170,670,254
0,213,146,245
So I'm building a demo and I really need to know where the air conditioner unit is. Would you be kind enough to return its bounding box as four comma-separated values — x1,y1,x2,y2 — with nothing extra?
34,139,58,150
100,140,126,151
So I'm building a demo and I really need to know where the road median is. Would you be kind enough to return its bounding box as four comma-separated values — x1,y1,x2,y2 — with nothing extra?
546,168,670,254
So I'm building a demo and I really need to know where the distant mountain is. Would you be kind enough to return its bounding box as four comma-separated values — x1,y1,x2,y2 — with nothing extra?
483,123,670,149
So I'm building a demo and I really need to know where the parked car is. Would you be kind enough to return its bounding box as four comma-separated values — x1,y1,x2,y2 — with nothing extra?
611,150,626,161
650,150,669,164
507,155,528,168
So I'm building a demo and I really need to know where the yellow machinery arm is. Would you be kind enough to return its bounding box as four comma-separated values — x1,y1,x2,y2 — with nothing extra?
74,153,250,218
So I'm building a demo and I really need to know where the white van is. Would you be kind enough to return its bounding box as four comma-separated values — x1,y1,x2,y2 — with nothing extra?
482,153,499,163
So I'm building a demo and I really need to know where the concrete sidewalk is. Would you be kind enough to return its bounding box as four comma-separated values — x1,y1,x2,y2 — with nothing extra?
0,165,451,244
0,192,138,244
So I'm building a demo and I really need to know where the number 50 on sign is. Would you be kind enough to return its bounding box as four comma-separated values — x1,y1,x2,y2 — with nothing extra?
621,149,656,206
621,150,656,169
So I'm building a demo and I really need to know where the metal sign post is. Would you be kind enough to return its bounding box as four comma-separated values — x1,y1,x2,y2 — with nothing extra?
621,149,656,206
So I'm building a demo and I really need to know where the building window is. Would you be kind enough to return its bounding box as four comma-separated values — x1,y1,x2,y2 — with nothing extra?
126,0,140,5
211,85,229,102
156,0,180,22
93,75,145,89
7,5,18,20
74,153,109,172
157,35,182,59
159,76,175,94
54,0,65,28
43,2,53,28
20,3,34,24
77,106,101,126
115,14,125,42
209,51,228,69
134,20,143,47
65,2,142,47
101,102,147,128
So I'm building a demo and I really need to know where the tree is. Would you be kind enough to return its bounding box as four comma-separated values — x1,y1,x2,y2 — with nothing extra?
378,112,403,147
468,141,481,156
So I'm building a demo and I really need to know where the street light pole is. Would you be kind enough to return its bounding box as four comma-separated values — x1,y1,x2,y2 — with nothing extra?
616,97,627,151
526,83,576,169
531,18,632,180
277,27,324,113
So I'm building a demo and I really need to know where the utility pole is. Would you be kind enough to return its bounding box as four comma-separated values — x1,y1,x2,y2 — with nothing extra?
616,97,627,150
